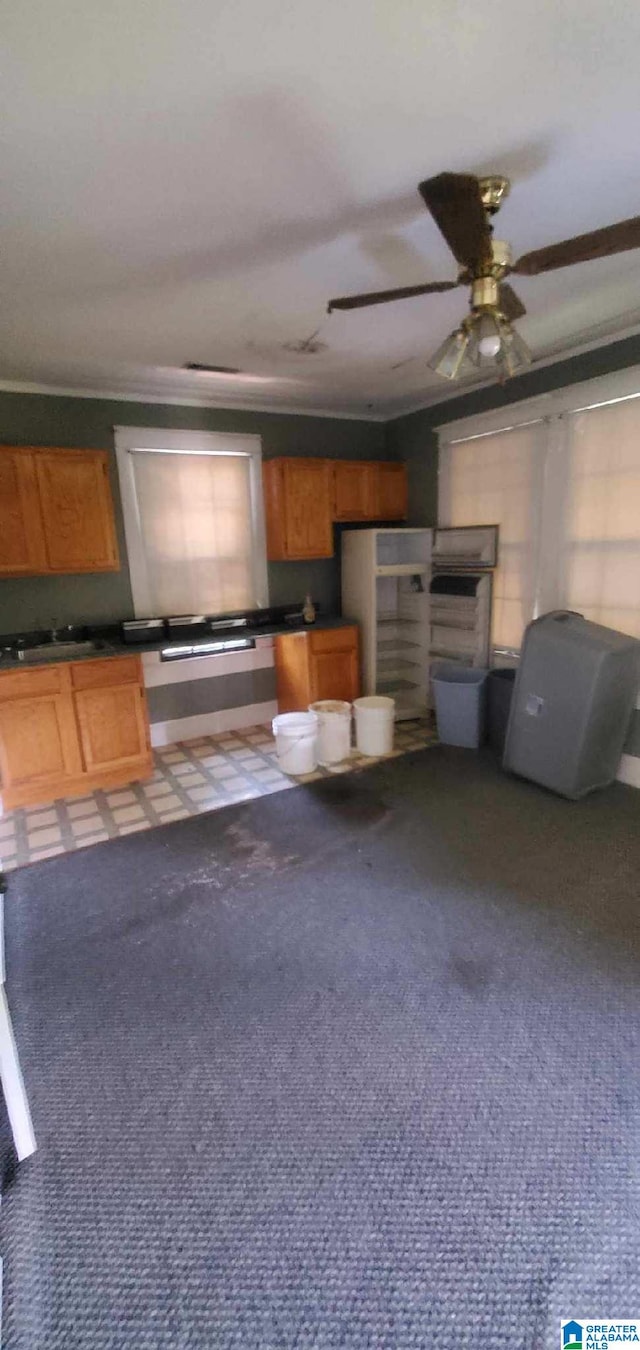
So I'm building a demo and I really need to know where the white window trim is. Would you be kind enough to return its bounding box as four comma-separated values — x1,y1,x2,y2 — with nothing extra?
436,362,640,447
114,425,268,618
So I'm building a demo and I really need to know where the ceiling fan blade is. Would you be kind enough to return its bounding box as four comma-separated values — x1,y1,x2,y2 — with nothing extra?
514,216,640,276
327,280,458,313
499,282,527,321
418,172,493,272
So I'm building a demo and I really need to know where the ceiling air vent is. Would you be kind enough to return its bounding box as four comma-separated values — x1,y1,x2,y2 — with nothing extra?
183,362,241,375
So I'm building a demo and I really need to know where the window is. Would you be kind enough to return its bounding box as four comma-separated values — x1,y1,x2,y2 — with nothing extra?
559,401,640,638
115,427,268,618
438,369,640,653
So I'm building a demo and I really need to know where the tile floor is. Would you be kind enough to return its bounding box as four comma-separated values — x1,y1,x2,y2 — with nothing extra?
0,717,436,872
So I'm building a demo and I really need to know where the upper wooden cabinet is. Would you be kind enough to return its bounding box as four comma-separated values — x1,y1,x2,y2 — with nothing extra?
264,457,408,561
333,462,378,522
263,458,334,560
333,461,408,523
0,445,119,577
0,449,49,576
377,462,408,521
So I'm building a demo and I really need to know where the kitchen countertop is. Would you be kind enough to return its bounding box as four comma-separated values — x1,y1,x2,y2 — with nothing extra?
0,615,355,672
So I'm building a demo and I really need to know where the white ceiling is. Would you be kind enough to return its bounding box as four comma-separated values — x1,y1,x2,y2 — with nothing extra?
3,0,640,419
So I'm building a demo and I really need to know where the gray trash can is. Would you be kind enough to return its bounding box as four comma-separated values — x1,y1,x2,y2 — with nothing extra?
432,662,488,748
487,668,516,756
503,611,640,798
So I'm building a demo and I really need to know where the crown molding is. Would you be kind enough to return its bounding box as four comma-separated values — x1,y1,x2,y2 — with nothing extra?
0,378,387,423
3,311,640,426
380,314,640,422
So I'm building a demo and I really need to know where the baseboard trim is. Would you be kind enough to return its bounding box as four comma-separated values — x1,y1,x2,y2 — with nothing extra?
149,701,278,747
0,757,153,812
616,753,640,788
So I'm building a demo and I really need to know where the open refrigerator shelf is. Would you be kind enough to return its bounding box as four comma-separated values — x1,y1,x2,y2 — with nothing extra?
431,553,486,567
376,638,421,651
430,649,475,664
430,618,477,632
375,564,429,577
377,663,423,681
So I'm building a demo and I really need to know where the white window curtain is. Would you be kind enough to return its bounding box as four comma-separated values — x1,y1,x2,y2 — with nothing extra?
115,428,268,618
439,421,546,651
439,387,640,652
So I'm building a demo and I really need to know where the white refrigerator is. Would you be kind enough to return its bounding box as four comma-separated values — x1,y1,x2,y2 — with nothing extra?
342,525,497,719
341,528,432,720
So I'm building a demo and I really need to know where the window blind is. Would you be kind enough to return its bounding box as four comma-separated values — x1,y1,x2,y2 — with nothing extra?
559,400,640,638
129,449,255,616
439,390,640,651
439,422,546,651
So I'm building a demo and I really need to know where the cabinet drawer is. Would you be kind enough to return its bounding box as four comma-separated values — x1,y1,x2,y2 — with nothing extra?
70,655,142,690
0,664,67,702
309,626,358,654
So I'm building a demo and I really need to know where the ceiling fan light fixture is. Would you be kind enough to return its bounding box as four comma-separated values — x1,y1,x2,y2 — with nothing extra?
429,308,532,382
497,321,532,377
428,326,470,380
469,310,503,365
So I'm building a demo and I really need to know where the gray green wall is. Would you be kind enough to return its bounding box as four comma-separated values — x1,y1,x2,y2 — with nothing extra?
4,330,640,639
387,332,640,528
0,391,386,634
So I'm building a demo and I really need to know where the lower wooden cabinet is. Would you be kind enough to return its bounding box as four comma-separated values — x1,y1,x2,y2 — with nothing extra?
74,684,150,774
0,691,82,803
0,655,152,810
274,625,360,713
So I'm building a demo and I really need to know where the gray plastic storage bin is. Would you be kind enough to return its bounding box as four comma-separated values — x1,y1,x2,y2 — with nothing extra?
487,668,516,756
503,611,640,798
432,663,488,748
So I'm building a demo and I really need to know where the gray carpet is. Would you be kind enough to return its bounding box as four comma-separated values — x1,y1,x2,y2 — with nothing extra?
1,746,640,1349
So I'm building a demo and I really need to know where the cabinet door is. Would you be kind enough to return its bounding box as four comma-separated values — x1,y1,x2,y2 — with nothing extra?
0,693,81,797
283,461,333,559
35,450,119,573
262,461,288,561
333,462,377,521
377,463,408,520
309,627,360,703
0,448,48,576
273,632,311,712
74,683,150,773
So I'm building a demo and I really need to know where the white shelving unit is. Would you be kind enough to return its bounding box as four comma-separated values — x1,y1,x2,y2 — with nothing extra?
342,528,431,720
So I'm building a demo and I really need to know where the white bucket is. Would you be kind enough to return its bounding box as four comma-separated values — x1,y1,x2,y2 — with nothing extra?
309,700,352,765
272,711,318,775
353,695,395,756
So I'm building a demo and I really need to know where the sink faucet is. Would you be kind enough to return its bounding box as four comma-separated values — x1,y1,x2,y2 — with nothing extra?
49,621,73,643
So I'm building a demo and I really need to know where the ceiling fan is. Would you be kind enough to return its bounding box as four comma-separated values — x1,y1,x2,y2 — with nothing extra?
327,173,640,380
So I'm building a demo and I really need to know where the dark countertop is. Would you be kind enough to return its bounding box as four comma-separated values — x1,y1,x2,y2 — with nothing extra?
0,615,355,672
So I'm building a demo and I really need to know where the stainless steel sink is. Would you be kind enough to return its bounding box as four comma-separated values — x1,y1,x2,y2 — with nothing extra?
18,641,108,663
